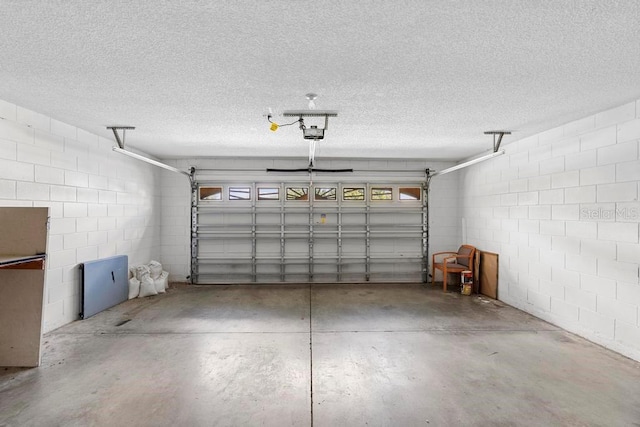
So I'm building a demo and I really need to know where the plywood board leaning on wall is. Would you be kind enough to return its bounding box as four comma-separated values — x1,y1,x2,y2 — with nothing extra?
479,251,498,299
0,207,49,367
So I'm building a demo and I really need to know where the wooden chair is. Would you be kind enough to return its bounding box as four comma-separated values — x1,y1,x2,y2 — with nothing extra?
431,245,476,292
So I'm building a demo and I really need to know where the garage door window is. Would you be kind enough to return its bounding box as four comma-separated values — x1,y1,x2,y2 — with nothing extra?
371,187,393,201
229,187,251,200
199,186,223,201
286,187,308,201
343,187,365,201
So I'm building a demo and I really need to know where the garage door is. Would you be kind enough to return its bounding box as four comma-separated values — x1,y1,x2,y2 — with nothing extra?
191,176,428,284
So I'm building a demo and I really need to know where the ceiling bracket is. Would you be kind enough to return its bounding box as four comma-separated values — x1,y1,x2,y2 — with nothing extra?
484,130,511,152
107,126,136,149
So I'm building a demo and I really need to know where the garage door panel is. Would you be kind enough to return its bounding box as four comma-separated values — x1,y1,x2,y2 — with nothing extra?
193,179,426,284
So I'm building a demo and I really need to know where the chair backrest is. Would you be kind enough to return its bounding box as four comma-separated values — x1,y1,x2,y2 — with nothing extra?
457,245,476,267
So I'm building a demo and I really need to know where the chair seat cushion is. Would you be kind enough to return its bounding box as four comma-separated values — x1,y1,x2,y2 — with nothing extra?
434,262,469,270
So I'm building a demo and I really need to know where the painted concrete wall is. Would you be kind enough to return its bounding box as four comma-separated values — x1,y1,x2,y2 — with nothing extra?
0,99,162,332
459,100,640,361
160,157,460,283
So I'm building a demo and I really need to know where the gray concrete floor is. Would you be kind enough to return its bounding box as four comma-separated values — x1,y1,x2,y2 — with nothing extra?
1,284,640,427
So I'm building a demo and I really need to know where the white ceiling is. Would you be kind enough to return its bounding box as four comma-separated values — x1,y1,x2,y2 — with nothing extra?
1,1,639,160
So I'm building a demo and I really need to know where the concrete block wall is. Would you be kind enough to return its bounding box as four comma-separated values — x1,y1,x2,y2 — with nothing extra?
160,157,459,282
0,98,162,332
459,99,640,361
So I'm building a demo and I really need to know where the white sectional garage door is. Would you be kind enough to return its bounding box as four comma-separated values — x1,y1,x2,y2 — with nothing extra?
191,174,428,284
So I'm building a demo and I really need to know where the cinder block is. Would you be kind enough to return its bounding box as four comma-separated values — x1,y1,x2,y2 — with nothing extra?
63,232,88,249
0,158,34,181
76,217,98,232
35,165,65,185
87,230,109,246
64,170,89,188
47,248,77,269
76,245,98,264
580,274,616,299
595,101,636,128
529,144,553,163
527,289,551,311
518,191,539,205
580,165,616,185
529,234,552,250
510,151,529,168
598,258,639,283
552,137,580,157
17,142,51,166
519,219,539,233
552,267,579,288
501,193,518,206
580,125,617,151
565,221,597,239
564,116,596,138
539,188,565,205
580,238,617,259
34,129,64,152
566,286,597,311
579,308,615,339
565,150,597,171
540,220,565,236
617,282,640,305
552,204,579,221
550,297,579,321
616,160,640,182
617,242,640,264
51,150,77,170
597,141,638,166
0,118,34,144
518,163,539,178
614,321,640,350
528,205,551,220
88,174,109,190
88,203,107,217
50,185,76,202
0,179,16,199
98,190,117,205
551,171,580,189
528,175,551,191
598,222,638,243
529,261,552,281
617,118,640,143
539,157,565,175
597,296,637,326
0,138,16,160
566,253,596,275
17,181,49,201
510,179,528,193
552,235,581,254
509,206,528,219
77,188,99,203
565,186,596,204
63,202,88,218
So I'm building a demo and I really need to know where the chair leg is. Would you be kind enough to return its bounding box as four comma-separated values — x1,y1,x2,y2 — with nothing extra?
443,270,447,292
431,264,435,286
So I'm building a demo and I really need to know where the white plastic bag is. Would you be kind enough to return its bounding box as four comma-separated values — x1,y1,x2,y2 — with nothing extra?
137,269,158,298
153,271,169,293
128,277,141,299
135,265,151,281
148,260,163,280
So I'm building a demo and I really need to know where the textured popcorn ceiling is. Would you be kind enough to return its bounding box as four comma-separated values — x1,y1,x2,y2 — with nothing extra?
1,1,640,160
